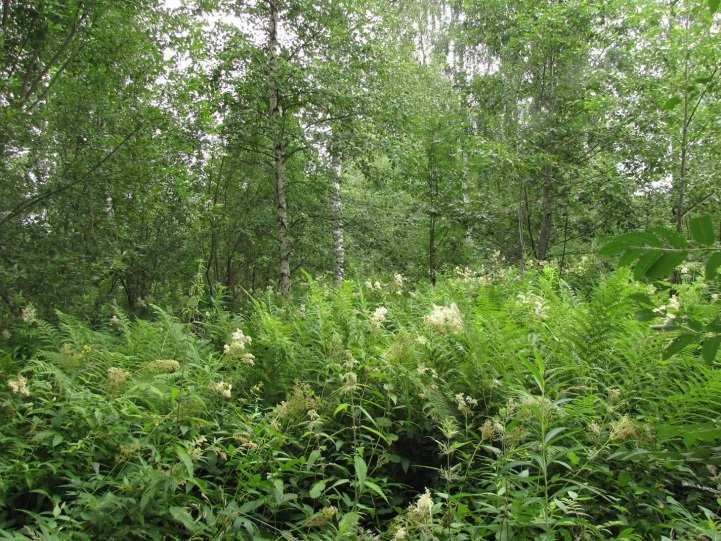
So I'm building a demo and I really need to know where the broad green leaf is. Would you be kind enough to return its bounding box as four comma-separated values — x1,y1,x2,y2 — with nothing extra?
309,480,326,499
364,480,389,502
646,251,687,279
709,0,720,13
702,336,721,362
689,215,715,246
175,447,194,478
663,334,697,359
354,455,367,489
633,250,663,280
169,507,197,532
544,426,568,445
706,252,721,280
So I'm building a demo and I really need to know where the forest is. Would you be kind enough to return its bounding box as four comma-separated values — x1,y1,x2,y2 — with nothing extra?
2,0,721,538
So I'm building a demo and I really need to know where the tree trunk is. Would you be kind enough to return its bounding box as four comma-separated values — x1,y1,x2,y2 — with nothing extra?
329,150,345,282
675,18,690,233
267,0,291,295
536,174,554,261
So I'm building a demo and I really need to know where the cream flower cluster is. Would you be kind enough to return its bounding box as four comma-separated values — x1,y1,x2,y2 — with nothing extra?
211,380,232,398
516,292,548,319
8,375,29,396
424,303,463,333
224,328,255,365
370,306,388,328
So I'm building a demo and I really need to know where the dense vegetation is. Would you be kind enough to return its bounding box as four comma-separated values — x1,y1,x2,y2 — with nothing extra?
3,0,721,538
1,263,721,539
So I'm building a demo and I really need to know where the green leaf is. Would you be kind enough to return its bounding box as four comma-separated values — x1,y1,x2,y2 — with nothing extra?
354,455,367,489
709,0,720,13
661,95,682,110
544,426,568,445
338,512,359,535
364,480,389,502
309,480,326,499
169,507,198,532
702,336,721,362
663,334,697,359
175,447,194,478
633,250,662,280
646,251,687,279
689,215,715,246
706,252,721,280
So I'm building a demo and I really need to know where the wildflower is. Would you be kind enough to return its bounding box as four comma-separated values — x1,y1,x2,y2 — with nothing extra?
107,367,129,386
274,383,319,419
20,305,37,324
109,315,121,327
370,306,388,328
408,488,434,523
587,421,602,435
415,335,428,346
424,303,463,333
610,415,637,441
305,506,337,528
233,432,259,452
481,418,495,440
7,375,29,396
454,393,478,415
416,364,437,378
211,380,232,398
516,292,548,319
455,265,474,280
712,293,720,302
149,359,181,374
1,329,10,340
341,371,358,393
607,388,621,402
392,527,408,540
240,352,255,366
667,295,680,312
393,272,405,288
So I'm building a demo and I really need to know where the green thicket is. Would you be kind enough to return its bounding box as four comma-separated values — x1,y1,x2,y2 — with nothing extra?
3,262,721,539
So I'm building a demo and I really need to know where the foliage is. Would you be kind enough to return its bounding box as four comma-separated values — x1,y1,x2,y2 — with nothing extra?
2,267,721,539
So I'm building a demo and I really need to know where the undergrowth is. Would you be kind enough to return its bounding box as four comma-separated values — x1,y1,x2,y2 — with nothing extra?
2,264,721,540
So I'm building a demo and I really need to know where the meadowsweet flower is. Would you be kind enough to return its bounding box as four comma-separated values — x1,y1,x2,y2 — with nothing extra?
610,415,637,441
392,527,408,540
607,388,621,402
148,359,181,373
109,315,121,327
305,506,337,528
8,375,29,396
211,380,232,398
415,335,428,346
20,305,37,324
454,393,478,415
107,367,129,386
370,306,388,328
516,292,548,319
224,328,253,361
1,329,10,340
408,488,433,523
342,371,358,393
393,272,405,288
712,293,720,302
424,303,463,333
455,265,474,280
667,295,680,311
587,421,602,435
481,418,495,440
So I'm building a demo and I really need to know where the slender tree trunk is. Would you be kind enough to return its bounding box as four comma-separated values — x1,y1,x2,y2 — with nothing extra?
675,21,690,233
536,172,554,261
267,0,291,295
329,150,345,282
428,144,438,285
